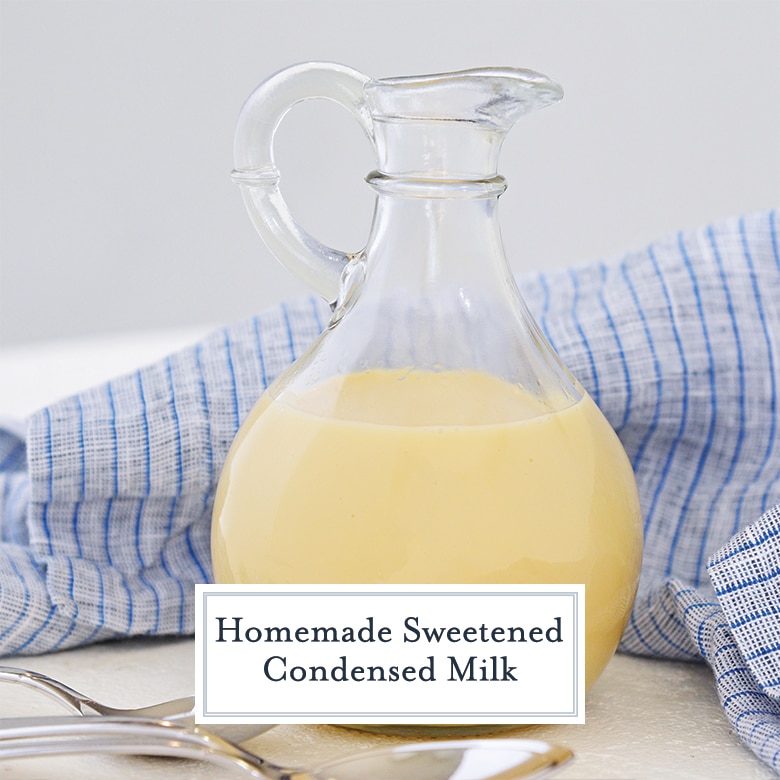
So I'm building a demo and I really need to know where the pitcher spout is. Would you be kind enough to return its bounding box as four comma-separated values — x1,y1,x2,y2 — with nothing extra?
366,67,563,128
364,67,563,180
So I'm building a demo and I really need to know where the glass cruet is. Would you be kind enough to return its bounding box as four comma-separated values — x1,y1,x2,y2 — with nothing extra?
211,63,644,725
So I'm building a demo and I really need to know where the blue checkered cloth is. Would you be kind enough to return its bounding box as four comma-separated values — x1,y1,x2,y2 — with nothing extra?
1,209,779,770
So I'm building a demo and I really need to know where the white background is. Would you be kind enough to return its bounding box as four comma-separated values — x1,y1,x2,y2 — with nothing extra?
1,0,779,346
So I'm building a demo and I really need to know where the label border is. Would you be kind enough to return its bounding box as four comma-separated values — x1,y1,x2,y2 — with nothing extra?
198,586,583,721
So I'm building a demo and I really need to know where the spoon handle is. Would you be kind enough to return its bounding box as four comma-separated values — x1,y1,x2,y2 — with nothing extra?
0,665,271,744
0,666,96,715
0,715,289,778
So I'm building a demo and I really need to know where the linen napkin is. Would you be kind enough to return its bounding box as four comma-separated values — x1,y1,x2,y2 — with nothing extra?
1,208,779,770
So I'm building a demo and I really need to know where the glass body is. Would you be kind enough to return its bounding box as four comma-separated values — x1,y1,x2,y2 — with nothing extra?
213,64,643,733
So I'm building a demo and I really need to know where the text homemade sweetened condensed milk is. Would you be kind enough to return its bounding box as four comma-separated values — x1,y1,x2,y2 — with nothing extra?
213,614,564,684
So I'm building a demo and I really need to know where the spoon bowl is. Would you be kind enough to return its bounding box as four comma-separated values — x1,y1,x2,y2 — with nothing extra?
313,738,573,779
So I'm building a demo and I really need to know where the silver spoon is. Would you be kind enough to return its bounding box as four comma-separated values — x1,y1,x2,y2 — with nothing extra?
0,665,268,743
0,715,573,779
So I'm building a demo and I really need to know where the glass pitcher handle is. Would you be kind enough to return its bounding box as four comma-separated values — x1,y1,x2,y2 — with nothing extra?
232,62,374,303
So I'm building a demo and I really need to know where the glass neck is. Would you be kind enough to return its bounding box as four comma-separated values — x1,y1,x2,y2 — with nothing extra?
361,181,509,298
372,118,505,181
364,116,513,290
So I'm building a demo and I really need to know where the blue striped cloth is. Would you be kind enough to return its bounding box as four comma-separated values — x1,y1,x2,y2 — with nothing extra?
1,209,779,769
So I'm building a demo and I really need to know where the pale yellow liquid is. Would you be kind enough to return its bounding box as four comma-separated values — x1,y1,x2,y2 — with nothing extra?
212,369,643,692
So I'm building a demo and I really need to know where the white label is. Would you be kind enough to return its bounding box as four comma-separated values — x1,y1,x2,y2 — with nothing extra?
195,584,584,725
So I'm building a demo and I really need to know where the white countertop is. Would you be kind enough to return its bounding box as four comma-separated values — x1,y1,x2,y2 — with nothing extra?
0,330,775,779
